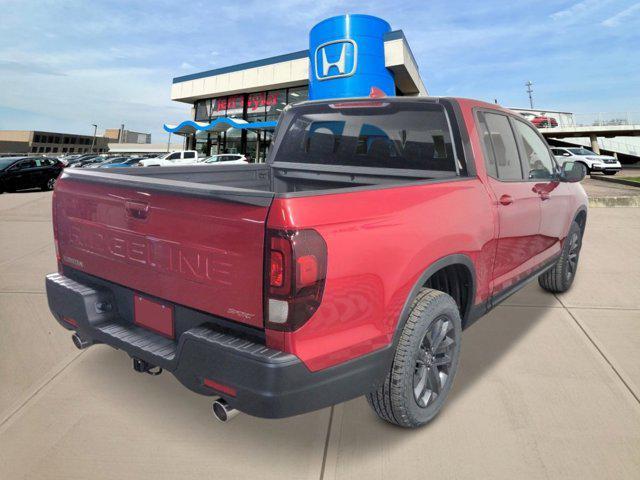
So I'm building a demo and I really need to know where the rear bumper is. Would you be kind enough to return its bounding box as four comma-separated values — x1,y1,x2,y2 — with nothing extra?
45,272,390,418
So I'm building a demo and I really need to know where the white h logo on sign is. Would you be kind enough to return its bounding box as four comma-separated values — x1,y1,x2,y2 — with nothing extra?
321,43,347,76
314,39,357,81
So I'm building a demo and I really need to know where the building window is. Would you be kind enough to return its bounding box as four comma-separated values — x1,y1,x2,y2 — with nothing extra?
63,136,69,144
34,134,41,142
48,136,54,143
267,89,287,121
31,146,38,152
54,136,60,143
287,86,308,104
225,95,244,119
53,147,58,152
195,99,212,122
45,146,51,152
247,92,267,120
210,97,228,118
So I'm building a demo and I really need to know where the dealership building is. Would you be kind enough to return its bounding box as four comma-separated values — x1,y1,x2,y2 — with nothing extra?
165,15,427,161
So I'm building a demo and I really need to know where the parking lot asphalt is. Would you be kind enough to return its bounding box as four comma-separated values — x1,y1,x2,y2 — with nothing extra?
1,191,639,480
582,168,640,199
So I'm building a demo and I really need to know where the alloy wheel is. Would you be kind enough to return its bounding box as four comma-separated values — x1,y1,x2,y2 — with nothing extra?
47,178,56,190
413,315,456,408
566,231,580,280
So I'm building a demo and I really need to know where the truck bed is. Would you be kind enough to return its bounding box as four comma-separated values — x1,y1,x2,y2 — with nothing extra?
63,162,450,206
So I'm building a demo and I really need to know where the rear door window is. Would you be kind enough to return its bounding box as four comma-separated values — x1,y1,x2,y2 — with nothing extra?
512,120,556,180
477,111,523,181
20,159,36,170
184,152,196,159
274,101,461,175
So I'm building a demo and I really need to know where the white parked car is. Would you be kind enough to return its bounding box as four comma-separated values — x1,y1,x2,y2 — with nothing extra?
551,147,621,175
138,150,200,167
202,154,249,165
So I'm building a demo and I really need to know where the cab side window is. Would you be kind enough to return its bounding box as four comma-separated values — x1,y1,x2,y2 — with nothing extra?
477,111,523,181
19,159,36,169
513,120,556,180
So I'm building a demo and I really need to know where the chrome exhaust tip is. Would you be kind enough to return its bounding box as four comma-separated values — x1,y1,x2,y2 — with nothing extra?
212,399,239,422
72,333,92,350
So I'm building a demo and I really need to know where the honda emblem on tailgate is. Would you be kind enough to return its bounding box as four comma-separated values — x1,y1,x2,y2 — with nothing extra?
314,39,357,81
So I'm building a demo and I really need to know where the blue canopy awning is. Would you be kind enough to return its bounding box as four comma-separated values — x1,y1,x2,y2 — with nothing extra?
163,117,278,135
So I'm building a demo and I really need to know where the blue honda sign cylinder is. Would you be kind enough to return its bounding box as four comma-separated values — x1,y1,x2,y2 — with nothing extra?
309,14,395,100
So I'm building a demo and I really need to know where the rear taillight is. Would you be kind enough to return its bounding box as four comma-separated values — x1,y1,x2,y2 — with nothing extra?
265,229,327,331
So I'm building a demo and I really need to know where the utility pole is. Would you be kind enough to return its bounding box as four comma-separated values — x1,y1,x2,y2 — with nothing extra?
119,123,125,143
167,132,172,152
90,124,97,152
525,81,534,110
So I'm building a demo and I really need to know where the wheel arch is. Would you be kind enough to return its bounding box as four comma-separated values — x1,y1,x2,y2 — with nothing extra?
393,254,477,346
573,207,588,233
575,160,590,173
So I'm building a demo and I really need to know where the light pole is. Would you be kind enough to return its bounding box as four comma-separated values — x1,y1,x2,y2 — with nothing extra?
525,81,534,110
167,132,172,152
90,124,97,152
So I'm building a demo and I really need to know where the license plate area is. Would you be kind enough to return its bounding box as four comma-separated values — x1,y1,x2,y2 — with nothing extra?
134,294,174,339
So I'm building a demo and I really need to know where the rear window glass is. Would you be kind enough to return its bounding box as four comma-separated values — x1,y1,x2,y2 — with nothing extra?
273,102,459,173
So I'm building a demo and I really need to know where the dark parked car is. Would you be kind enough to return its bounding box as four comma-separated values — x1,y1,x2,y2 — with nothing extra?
69,155,106,168
0,156,63,193
100,157,144,168
86,156,129,168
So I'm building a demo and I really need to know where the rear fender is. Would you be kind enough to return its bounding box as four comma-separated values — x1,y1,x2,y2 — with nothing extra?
392,254,477,348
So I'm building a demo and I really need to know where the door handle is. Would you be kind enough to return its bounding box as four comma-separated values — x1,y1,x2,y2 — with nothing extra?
499,194,513,206
538,192,550,201
125,200,149,220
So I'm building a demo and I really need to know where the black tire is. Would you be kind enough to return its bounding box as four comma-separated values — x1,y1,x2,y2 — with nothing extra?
577,162,590,175
538,221,583,293
41,177,56,191
367,288,462,428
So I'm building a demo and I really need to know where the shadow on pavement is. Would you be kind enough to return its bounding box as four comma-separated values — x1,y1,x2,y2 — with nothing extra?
449,305,547,404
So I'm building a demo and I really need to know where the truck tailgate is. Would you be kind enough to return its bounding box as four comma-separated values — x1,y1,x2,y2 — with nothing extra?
53,171,273,328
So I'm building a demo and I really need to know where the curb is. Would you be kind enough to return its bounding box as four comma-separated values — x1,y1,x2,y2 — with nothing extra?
588,196,640,208
590,175,640,188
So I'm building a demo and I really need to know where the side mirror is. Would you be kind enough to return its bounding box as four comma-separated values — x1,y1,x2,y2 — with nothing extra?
561,161,586,183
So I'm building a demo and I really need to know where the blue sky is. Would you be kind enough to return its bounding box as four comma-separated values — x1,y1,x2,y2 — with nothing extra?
0,0,638,142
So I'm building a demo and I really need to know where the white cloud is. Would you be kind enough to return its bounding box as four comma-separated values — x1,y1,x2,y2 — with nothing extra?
602,2,640,27
180,61,195,70
550,0,604,21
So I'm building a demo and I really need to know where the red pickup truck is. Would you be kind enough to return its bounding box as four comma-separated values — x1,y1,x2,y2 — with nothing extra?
46,97,587,427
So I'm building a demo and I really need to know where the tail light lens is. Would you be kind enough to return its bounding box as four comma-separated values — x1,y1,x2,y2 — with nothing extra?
265,229,327,331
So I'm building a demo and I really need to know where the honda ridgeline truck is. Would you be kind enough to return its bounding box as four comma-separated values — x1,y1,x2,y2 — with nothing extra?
46,97,588,427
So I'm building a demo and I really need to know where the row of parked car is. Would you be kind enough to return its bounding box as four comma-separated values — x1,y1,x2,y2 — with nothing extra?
0,151,250,193
64,151,249,168
1,143,620,194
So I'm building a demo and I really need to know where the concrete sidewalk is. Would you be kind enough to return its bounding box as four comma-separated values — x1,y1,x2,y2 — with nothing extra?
1,192,639,480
